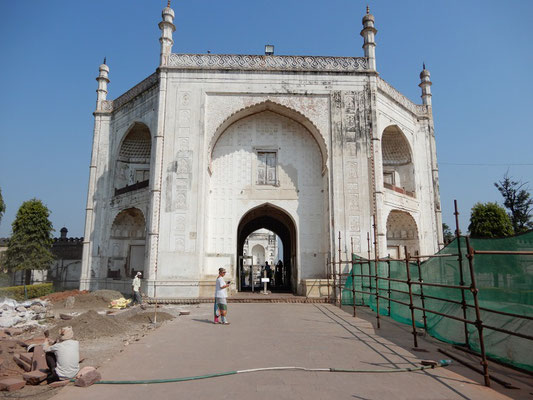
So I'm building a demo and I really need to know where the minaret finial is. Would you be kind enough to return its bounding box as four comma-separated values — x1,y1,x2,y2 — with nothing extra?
366,5,370,14
103,56,106,65
167,0,171,7
423,62,426,70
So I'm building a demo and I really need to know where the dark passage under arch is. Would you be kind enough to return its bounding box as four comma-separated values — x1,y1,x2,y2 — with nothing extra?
237,204,297,293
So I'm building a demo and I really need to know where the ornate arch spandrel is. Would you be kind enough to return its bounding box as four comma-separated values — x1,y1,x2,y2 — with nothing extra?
208,100,328,175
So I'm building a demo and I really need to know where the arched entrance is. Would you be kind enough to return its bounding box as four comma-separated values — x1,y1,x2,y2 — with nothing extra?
386,210,420,258
237,204,297,293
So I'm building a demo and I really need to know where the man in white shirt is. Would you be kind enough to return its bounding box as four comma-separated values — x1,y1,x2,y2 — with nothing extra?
43,326,80,383
215,268,231,324
132,271,142,305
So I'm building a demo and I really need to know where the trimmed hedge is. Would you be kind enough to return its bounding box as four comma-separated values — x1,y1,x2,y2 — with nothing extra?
0,283,54,301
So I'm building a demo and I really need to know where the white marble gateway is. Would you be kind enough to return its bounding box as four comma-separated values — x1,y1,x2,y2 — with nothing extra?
79,5,443,298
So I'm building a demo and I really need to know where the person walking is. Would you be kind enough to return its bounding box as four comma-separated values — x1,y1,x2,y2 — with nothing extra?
215,268,231,325
132,271,143,306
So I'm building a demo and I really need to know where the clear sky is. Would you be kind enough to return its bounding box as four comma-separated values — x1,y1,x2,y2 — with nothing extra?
0,0,532,239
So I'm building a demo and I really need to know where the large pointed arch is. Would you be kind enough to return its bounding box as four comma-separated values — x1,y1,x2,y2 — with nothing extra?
237,203,297,292
208,100,328,173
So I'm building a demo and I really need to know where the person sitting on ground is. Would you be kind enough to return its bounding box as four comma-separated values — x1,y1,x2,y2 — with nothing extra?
43,326,80,383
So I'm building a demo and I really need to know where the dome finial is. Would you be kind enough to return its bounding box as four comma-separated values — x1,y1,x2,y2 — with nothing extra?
167,0,171,7
103,56,106,65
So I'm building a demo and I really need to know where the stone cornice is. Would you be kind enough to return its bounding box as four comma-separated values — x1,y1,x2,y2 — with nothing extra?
167,53,370,72
377,77,429,117
106,73,160,112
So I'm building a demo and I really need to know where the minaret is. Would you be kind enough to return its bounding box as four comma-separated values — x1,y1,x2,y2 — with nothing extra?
419,63,432,106
159,1,176,66
360,6,377,71
96,58,109,108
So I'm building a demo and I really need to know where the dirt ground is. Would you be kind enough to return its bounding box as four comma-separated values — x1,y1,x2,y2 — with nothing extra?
0,290,185,400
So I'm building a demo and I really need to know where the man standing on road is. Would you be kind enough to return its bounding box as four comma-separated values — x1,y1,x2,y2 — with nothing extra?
215,268,231,325
132,271,143,306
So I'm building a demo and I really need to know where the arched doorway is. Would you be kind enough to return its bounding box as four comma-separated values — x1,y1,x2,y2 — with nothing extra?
108,208,146,279
237,204,297,293
385,210,420,258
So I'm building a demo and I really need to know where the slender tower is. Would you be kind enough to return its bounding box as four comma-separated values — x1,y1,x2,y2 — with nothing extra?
360,6,377,71
159,1,176,66
80,59,111,290
419,63,433,106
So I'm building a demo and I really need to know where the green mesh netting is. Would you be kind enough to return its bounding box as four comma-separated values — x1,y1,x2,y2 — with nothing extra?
342,231,533,371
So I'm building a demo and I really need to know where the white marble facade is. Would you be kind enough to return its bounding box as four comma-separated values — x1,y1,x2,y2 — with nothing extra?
80,5,443,297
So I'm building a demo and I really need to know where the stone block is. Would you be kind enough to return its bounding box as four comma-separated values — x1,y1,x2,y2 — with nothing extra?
22,370,47,385
13,355,32,372
20,353,33,364
59,313,73,320
74,369,101,387
49,380,70,388
32,346,47,372
4,328,23,336
0,358,4,369
0,377,26,391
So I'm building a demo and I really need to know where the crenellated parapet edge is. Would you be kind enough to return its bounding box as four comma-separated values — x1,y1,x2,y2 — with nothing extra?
167,53,370,72
377,77,429,117
101,73,160,113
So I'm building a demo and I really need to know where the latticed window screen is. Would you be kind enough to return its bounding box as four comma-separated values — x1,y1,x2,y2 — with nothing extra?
257,152,277,185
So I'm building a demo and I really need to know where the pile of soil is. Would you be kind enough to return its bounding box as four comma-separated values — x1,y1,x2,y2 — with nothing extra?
49,310,126,340
128,312,174,324
41,290,88,302
92,290,123,302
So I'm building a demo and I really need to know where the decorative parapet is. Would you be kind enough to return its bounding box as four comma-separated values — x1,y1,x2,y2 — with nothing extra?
105,73,159,112
377,78,429,117
168,53,370,72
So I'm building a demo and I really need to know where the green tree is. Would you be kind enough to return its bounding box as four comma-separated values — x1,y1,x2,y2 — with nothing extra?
468,202,514,238
0,187,5,225
494,173,533,233
442,223,454,244
4,199,55,285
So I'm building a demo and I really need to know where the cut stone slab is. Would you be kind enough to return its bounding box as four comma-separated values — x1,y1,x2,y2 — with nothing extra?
13,355,31,372
75,370,101,387
59,313,73,320
4,328,23,336
49,380,70,388
0,377,26,391
32,345,47,372
23,370,47,385
20,352,33,364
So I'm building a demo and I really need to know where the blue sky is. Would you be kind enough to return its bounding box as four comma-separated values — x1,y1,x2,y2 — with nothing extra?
0,0,532,238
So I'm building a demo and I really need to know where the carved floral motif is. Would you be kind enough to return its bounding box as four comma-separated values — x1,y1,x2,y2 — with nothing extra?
168,54,369,72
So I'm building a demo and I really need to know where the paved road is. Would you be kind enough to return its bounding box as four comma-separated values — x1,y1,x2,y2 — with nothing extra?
52,303,510,400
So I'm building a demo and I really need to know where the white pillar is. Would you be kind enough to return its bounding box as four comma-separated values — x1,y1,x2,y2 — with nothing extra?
159,2,176,66
360,7,377,71
80,61,111,291
419,65,433,106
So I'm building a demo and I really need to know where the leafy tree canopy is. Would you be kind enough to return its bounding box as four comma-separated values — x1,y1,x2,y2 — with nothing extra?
442,223,454,244
468,202,514,238
4,199,55,276
494,173,533,234
0,187,5,226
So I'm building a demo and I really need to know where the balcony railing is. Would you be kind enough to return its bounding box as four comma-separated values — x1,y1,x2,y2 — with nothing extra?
114,180,149,196
384,182,415,198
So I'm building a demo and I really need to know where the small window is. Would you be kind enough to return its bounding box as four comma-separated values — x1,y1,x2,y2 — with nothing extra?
383,171,395,186
257,151,277,185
